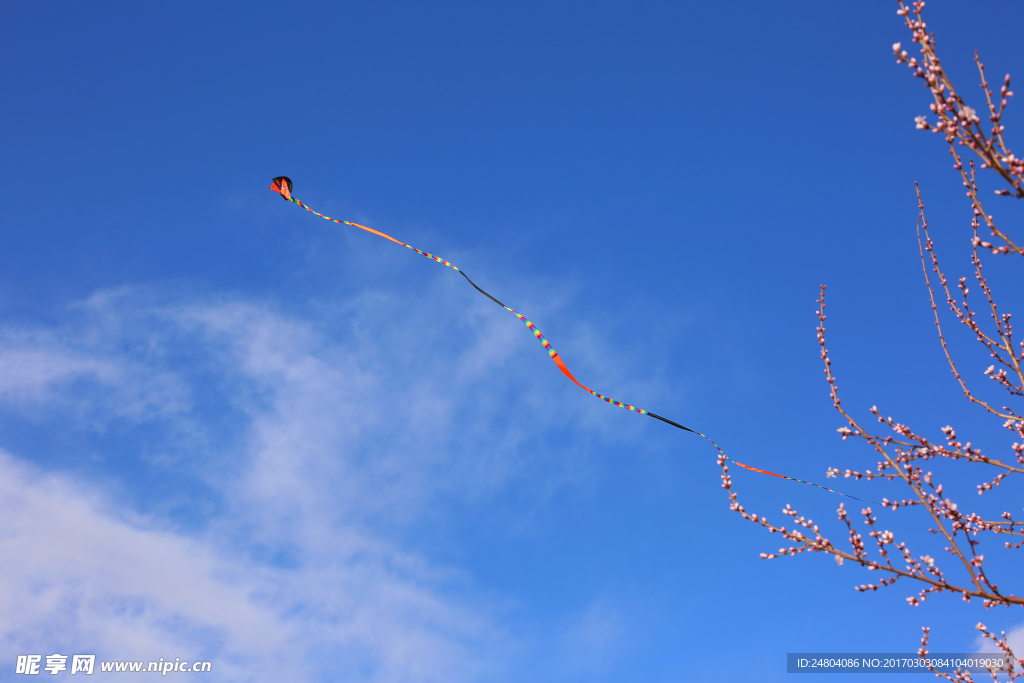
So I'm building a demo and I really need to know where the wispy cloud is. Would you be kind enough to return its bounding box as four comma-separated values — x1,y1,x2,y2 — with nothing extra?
0,447,498,682
0,268,665,681
0,285,528,682
0,325,188,424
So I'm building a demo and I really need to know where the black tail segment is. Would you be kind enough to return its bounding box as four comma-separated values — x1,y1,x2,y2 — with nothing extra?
464,270,694,435
461,264,694,436
459,270,508,308
647,412,695,433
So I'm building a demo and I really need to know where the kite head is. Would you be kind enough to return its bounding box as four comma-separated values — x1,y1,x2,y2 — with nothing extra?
269,176,293,200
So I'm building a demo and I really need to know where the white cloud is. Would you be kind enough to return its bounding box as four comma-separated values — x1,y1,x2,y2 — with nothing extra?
0,316,189,426
0,274,661,681
0,334,113,403
0,288,518,682
0,445,501,682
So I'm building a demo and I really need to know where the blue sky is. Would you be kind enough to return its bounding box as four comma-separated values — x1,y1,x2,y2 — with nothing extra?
1,2,1022,681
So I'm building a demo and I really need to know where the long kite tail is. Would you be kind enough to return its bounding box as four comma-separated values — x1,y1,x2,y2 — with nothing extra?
281,193,866,503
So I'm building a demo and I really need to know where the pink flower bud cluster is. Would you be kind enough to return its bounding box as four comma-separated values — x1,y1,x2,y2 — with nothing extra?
895,0,1024,258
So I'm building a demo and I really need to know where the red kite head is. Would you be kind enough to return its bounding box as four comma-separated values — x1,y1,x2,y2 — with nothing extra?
269,176,293,200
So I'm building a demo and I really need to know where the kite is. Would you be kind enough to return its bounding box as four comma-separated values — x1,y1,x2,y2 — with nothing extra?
270,176,293,201
270,176,867,502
